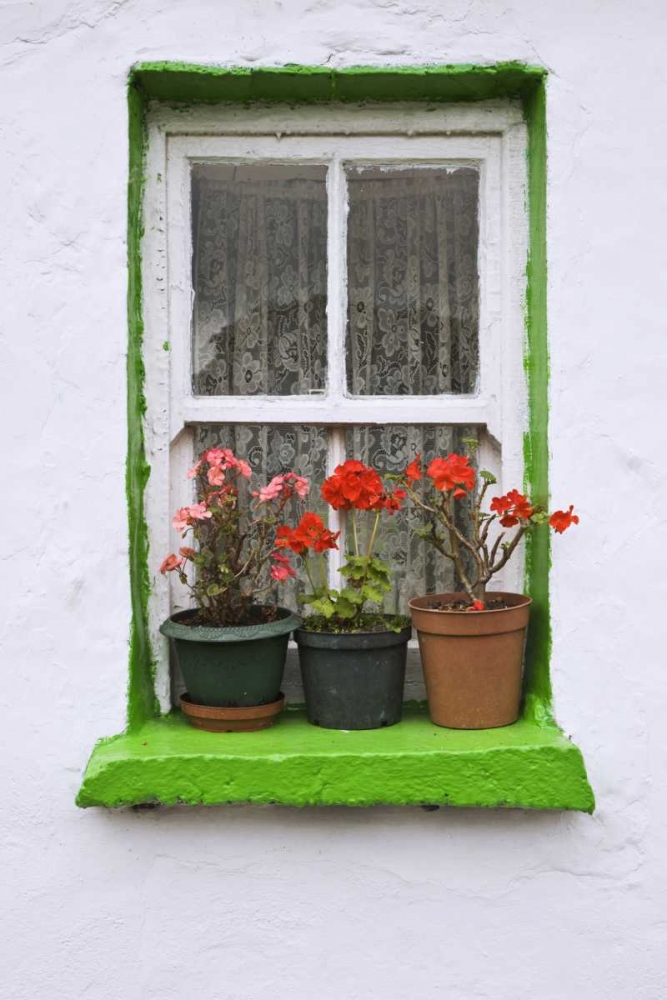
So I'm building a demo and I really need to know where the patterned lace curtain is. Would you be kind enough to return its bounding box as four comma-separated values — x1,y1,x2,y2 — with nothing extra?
346,166,480,610
195,423,329,611
191,164,328,396
190,164,481,614
348,425,478,614
346,165,479,395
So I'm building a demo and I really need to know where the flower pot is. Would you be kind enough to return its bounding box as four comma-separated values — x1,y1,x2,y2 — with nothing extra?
160,607,300,720
294,622,412,730
409,592,532,730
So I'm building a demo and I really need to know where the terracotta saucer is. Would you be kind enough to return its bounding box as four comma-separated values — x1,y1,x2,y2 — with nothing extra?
180,693,285,732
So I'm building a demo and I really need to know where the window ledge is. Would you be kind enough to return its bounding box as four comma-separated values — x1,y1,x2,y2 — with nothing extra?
77,706,594,812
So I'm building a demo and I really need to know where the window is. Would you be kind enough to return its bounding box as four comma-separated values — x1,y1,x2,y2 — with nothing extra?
142,102,529,711
77,66,594,813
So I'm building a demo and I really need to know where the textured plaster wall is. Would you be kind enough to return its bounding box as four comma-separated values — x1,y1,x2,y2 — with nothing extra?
1,2,666,998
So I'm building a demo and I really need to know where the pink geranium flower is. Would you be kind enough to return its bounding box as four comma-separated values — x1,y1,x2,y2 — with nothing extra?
207,464,226,486
204,448,226,467
286,472,310,498
160,554,184,574
257,475,285,503
172,507,191,533
188,503,212,521
172,503,212,533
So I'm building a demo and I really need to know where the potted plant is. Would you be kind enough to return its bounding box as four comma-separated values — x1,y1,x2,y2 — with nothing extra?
159,447,307,732
397,450,578,729
278,460,411,731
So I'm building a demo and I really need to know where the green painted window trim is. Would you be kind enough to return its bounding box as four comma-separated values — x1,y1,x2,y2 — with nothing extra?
77,61,594,812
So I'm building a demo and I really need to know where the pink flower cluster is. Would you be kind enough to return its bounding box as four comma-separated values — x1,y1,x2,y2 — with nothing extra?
187,447,252,486
269,551,297,582
254,472,310,504
172,502,213,534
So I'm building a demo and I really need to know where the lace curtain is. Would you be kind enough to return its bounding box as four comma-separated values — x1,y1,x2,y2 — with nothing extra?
346,166,479,396
196,423,477,615
191,165,328,396
348,425,478,613
196,424,329,609
190,162,481,613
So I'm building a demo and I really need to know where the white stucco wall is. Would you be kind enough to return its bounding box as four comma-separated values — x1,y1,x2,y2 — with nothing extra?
1,2,666,997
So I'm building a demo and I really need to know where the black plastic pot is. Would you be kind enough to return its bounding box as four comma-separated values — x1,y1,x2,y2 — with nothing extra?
160,606,300,708
294,623,412,730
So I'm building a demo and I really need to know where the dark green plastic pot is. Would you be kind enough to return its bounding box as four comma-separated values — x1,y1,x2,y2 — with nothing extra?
160,606,300,708
294,622,412,730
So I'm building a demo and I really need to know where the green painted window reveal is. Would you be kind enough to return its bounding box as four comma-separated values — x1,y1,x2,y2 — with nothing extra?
77,62,594,812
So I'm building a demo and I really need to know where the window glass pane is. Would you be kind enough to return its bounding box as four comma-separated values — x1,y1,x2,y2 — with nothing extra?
346,425,479,613
195,424,329,609
346,166,479,396
192,164,328,396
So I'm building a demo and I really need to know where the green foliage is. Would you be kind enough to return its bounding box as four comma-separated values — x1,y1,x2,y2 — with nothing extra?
299,552,394,631
301,612,410,635
479,469,498,484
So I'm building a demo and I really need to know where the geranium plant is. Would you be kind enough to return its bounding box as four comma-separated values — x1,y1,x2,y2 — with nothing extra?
276,459,409,632
160,447,309,627
397,448,578,608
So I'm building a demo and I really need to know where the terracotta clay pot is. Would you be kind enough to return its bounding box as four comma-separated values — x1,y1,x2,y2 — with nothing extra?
409,592,532,730
180,693,285,732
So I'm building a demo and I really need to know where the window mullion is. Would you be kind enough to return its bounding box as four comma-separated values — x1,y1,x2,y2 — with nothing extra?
325,155,349,589
326,427,347,590
326,155,348,405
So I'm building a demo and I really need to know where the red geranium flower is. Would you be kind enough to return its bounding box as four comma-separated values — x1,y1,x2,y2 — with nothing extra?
381,488,407,514
549,505,579,534
491,489,535,527
321,460,384,511
276,513,340,554
405,454,422,484
426,454,476,494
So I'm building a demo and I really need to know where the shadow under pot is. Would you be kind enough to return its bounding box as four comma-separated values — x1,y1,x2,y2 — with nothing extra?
294,621,412,730
159,606,301,732
409,592,532,730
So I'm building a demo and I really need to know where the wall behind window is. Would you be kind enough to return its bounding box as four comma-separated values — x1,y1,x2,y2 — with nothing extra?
0,3,665,998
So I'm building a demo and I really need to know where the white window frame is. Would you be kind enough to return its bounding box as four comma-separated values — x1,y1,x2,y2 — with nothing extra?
143,102,529,712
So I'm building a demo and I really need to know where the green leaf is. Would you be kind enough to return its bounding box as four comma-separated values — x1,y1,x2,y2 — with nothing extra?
309,597,336,618
340,562,368,581
479,469,497,484
530,511,550,525
332,596,357,619
341,586,364,606
361,584,385,604
206,583,223,597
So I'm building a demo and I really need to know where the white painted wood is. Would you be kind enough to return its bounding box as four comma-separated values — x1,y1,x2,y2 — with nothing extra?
150,100,524,137
142,121,172,713
142,102,529,701
176,394,497,432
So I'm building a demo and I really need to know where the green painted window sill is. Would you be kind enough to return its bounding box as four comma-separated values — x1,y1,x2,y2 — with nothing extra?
77,705,594,811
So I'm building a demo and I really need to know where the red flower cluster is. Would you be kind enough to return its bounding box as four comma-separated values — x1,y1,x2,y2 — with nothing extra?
549,505,579,534
405,454,422,484
426,453,476,498
276,512,340,555
321,460,406,514
489,489,535,528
